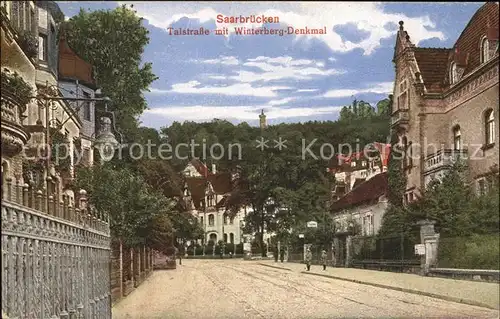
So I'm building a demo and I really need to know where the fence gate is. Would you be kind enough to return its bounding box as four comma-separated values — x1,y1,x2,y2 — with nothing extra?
1,197,112,318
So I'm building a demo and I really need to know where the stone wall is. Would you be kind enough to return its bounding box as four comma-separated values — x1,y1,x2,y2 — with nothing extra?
110,241,154,305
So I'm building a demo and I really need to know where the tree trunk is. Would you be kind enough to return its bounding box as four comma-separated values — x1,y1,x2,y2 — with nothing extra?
260,211,266,257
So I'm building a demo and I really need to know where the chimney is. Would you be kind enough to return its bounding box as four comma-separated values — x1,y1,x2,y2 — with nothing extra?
212,163,216,174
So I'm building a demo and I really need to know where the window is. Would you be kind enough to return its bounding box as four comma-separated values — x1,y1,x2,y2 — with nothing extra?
82,148,90,166
223,213,228,225
408,141,413,168
223,233,228,243
363,213,373,236
350,161,356,167
478,179,486,196
230,216,234,225
208,214,214,226
409,192,414,202
450,62,458,84
38,34,47,61
453,126,461,150
83,91,91,121
481,36,490,63
361,161,367,167
402,136,408,169
397,79,408,110
200,216,204,225
485,109,495,145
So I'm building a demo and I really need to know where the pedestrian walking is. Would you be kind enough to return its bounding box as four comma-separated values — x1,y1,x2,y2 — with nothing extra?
280,248,285,263
274,246,279,262
321,249,327,271
305,248,312,271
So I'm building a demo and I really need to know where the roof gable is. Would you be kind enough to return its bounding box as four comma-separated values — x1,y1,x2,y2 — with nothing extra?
330,172,388,211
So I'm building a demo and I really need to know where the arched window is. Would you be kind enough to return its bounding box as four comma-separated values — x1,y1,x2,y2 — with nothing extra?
481,36,489,63
208,214,214,226
453,126,461,150
223,233,228,243
450,62,458,84
223,213,228,225
229,216,234,224
485,109,495,145
230,233,234,244
200,216,204,226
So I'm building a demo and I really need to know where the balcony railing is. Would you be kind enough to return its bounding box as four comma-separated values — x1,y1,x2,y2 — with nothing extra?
423,149,468,187
390,109,409,128
424,148,468,173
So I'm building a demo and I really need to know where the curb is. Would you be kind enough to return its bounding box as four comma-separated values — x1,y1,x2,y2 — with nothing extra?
300,271,498,310
257,263,292,271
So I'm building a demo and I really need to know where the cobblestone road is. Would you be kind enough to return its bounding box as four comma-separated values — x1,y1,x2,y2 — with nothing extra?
112,259,498,319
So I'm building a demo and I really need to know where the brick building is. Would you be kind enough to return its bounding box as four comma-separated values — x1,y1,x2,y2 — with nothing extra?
391,2,499,203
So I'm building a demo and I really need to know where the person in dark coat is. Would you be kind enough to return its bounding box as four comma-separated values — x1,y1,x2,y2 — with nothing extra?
280,248,285,263
305,248,312,271
321,249,327,271
274,246,279,262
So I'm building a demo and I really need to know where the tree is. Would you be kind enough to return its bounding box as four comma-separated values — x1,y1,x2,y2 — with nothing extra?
63,5,157,138
409,162,499,236
74,164,177,249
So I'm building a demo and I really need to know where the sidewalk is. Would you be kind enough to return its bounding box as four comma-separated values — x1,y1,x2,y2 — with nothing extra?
257,260,500,310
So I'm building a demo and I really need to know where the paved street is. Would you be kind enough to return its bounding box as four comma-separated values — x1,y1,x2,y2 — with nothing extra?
112,259,498,319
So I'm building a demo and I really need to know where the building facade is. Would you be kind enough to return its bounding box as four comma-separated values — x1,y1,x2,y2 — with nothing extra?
1,0,98,203
183,159,246,245
391,2,499,203
58,34,98,167
329,142,390,201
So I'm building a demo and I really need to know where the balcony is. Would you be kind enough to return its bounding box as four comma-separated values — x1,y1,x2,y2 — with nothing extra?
1,72,31,156
423,149,468,187
390,109,409,129
1,3,38,63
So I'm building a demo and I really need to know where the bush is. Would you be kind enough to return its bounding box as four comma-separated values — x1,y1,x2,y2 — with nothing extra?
438,234,499,270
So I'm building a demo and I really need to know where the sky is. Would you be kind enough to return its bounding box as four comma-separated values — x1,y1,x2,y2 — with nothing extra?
57,1,484,129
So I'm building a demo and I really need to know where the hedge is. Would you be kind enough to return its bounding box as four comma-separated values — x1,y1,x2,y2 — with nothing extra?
437,233,499,270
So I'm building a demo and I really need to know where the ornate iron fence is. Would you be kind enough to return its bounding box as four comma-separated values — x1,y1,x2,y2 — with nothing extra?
1,179,111,319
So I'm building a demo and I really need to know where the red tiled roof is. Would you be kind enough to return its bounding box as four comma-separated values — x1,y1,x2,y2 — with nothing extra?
410,2,499,93
413,48,452,93
190,158,210,177
330,172,388,211
453,2,499,76
327,142,391,171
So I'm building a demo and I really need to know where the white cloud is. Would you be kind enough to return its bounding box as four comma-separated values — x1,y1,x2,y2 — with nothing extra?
194,56,239,65
169,81,290,97
268,97,295,106
323,82,394,98
144,105,342,122
225,56,344,83
121,1,446,55
297,89,319,93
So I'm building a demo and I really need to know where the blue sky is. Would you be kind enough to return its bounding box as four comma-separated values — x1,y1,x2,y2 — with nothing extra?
57,1,484,129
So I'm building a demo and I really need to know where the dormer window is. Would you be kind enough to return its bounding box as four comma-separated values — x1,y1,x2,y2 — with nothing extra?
450,62,458,84
481,36,490,63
